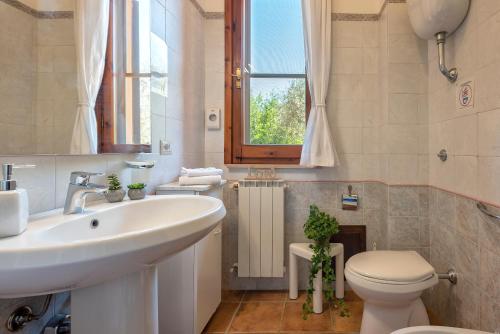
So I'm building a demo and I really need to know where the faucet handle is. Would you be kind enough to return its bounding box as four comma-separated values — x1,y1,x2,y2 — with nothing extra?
70,171,105,186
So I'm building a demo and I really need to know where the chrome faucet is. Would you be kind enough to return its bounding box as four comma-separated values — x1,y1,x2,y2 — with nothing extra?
63,172,107,215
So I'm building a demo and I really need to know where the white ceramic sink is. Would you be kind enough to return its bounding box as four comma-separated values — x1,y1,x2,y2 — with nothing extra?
0,195,226,298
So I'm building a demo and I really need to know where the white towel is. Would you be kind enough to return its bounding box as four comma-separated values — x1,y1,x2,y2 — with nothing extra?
178,175,222,186
180,167,223,177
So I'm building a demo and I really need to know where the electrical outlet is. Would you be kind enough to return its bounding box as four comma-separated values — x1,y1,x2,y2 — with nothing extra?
160,140,172,155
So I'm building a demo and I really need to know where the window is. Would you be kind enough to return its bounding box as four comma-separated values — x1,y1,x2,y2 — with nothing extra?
225,0,310,164
97,0,164,153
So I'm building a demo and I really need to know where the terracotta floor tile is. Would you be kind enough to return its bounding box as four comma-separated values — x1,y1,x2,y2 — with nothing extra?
222,290,245,302
204,302,239,333
343,290,362,302
242,290,286,302
333,301,363,333
229,302,283,332
281,302,333,332
427,309,442,326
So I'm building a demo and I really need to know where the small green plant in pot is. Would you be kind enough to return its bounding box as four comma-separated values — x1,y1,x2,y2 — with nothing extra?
302,205,349,319
127,183,146,200
105,174,126,203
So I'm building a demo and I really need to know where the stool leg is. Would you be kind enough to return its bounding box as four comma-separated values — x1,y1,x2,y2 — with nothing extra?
289,251,298,300
335,247,344,299
313,269,323,313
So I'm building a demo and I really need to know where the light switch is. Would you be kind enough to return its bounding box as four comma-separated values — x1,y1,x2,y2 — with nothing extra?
206,108,221,130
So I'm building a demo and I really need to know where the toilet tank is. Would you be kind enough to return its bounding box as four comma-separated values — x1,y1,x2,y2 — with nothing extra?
407,0,470,40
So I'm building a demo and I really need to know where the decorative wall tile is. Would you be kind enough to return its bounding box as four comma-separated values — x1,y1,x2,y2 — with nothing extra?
389,186,419,216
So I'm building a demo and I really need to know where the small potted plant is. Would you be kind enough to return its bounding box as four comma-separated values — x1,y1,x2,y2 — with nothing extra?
302,205,349,319
127,183,147,200
105,174,126,203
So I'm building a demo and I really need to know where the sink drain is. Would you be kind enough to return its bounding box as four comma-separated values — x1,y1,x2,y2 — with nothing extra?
90,219,99,229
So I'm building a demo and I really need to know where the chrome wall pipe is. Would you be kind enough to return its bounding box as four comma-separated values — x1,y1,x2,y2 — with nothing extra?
436,32,458,82
437,269,458,285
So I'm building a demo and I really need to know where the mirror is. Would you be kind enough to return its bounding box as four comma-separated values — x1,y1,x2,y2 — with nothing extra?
0,0,168,155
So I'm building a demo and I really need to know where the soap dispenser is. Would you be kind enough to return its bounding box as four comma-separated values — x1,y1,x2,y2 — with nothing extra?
0,164,35,238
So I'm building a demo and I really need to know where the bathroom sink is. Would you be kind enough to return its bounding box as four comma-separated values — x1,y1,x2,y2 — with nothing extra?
0,195,226,298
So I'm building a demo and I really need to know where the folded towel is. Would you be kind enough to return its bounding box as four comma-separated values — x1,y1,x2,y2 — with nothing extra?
178,175,222,186
180,167,223,177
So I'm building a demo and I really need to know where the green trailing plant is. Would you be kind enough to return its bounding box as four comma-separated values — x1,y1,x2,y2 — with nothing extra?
107,174,122,191
127,183,146,190
332,298,351,317
302,205,349,319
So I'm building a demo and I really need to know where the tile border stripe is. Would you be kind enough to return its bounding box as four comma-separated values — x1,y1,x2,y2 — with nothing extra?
0,0,73,19
331,13,379,21
224,179,500,209
190,0,406,21
0,0,74,19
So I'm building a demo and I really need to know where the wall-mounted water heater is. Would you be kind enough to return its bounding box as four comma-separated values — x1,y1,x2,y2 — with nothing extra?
407,0,470,83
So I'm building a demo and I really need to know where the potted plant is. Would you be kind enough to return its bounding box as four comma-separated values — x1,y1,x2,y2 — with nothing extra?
302,205,349,318
105,174,126,203
127,183,147,200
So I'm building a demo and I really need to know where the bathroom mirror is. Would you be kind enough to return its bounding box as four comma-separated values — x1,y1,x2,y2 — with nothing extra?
0,0,168,155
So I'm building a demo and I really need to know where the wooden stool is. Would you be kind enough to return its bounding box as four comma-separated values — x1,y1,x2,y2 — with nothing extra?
289,243,344,313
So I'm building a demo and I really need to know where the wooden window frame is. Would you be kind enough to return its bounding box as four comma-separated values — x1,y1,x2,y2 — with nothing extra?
96,0,152,154
224,0,310,165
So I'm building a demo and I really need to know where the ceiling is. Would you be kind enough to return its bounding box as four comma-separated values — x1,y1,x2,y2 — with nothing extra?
197,0,385,14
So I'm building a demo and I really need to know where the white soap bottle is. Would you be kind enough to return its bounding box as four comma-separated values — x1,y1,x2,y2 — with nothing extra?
0,164,35,238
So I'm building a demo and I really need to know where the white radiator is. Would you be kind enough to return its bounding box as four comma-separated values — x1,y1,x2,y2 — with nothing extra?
238,180,285,278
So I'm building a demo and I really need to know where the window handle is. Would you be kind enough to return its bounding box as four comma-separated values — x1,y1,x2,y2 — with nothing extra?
232,67,242,89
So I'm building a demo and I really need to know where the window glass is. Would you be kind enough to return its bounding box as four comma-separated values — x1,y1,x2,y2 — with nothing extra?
113,0,153,146
244,0,306,145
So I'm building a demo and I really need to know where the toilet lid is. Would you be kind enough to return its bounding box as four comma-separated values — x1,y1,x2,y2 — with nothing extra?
346,251,435,283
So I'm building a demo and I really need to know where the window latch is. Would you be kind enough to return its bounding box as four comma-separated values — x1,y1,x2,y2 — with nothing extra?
232,67,242,89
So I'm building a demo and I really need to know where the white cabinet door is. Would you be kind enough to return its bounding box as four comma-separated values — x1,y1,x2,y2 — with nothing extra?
158,246,195,334
195,224,222,333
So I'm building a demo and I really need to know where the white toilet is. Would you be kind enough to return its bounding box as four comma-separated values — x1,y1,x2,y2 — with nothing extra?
345,251,438,334
392,326,492,334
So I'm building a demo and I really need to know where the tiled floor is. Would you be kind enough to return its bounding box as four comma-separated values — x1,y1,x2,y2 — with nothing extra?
203,290,364,334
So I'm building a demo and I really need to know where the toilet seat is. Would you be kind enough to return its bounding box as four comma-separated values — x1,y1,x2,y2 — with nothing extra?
345,266,438,295
346,251,435,285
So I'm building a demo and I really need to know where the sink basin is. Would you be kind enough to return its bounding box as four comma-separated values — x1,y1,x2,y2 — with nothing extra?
0,195,226,298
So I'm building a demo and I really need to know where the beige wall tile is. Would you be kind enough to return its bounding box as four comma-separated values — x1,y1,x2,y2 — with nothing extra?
388,63,427,94
454,156,478,197
387,3,414,35
332,48,363,74
332,21,363,48
452,115,478,156
388,34,427,64
388,93,419,124
477,157,500,204
478,109,500,157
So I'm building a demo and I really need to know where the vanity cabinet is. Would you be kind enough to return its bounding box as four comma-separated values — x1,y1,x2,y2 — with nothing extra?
156,183,224,334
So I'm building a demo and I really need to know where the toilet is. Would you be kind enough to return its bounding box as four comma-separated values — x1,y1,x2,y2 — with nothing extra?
392,326,492,334
345,251,438,334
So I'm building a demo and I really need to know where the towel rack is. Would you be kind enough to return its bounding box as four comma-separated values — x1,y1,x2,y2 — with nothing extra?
477,202,500,222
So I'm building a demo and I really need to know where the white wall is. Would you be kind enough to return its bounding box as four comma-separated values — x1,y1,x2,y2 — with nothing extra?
204,6,427,184
427,0,500,206
380,3,429,185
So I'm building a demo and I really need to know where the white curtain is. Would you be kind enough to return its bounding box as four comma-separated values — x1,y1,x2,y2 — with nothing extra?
300,0,338,167
70,0,110,154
